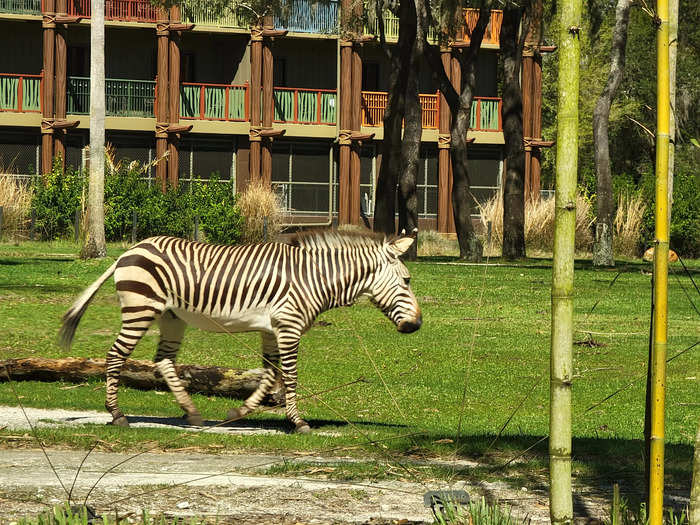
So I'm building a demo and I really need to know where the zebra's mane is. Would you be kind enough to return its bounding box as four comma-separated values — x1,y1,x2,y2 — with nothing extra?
289,229,387,252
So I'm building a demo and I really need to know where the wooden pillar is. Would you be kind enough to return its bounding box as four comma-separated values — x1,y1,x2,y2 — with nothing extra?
530,52,543,199
446,50,461,233
167,5,181,188
155,9,169,192
348,42,362,226
41,0,56,175
338,39,353,225
249,26,263,183
261,17,274,188
522,46,534,201
53,0,67,168
437,47,452,233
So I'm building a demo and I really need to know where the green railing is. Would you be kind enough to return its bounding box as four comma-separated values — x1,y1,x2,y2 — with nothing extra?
0,0,40,14
180,0,245,28
273,87,336,125
67,77,156,117
180,82,248,121
0,74,41,112
470,97,501,131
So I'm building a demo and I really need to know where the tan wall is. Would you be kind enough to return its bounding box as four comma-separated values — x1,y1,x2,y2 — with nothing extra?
274,38,336,89
180,32,249,84
0,21,42,74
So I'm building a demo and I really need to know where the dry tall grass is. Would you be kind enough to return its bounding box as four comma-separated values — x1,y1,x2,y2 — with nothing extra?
478,193,595,255
613,193,646,257
417,230,460,257
0,175,32,239
237,181,284,243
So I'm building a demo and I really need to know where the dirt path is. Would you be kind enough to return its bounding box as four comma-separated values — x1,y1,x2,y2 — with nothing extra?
0,406,614,524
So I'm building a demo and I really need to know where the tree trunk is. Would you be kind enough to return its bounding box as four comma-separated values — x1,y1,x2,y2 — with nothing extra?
397,0,421,261
550,0,581,522
592,0,632,267
0,357,270,400
418,0,489,261
373,2,414,236
692,419,700,525
500,8,527,260
82,0,106,259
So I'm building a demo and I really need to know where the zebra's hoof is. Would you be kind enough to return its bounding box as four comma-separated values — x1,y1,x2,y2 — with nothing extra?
109,416,129,427
226,407,244,422
186,413,204,427
295,422,311,434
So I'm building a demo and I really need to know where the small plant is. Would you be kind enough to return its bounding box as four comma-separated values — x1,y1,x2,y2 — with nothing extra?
604,497,688,525
0,172,32,240
237,180,283,243
433,496,518,525
17,503,207,525
613,192,646,257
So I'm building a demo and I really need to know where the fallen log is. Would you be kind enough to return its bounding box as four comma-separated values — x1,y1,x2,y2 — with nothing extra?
0,357,272,401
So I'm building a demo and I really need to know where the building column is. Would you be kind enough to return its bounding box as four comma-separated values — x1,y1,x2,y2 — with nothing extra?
155,9,169,192
249,25,263,183
530,51,543,198
522,45,534,201
349,42,362,226
447,50,461,234
337,38,352,225
167,4,181,188
261,17,274,187
437,46,452,234
41,0,56,175
53,0,68,167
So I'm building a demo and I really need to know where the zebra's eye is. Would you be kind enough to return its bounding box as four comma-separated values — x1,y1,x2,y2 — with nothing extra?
403,277,410,286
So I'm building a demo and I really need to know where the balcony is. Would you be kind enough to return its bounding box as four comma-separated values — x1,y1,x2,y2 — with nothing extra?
274,0,338,34
273,87,336,125
65,0,158,22
365,8,502,46
180,82,248,121
0,73,41,112
180,0,245,28
361,92,502,132
67,77,155,117
0,0,40,15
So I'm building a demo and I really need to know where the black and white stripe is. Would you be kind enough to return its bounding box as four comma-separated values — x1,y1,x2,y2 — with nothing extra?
60,231,421,432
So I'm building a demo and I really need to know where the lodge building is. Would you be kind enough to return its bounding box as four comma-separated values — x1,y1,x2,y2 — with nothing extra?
0,0,546,230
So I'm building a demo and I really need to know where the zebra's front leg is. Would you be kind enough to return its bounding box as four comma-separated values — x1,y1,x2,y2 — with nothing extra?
226,332,280,422
155,311,203,427
277,332,310,433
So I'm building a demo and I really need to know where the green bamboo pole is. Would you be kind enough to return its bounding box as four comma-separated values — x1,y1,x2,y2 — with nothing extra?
648,0,670,521
550,0,582,522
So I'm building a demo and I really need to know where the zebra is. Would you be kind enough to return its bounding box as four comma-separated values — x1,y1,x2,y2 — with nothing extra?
59,230,422,433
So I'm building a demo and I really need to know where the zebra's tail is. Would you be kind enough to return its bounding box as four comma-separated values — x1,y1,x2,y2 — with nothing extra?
59,260,119,349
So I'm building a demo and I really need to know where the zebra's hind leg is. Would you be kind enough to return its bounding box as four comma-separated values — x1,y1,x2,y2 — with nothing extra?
106,305,161,427
154,311,203,427
277,332,310,434
226,332,280,423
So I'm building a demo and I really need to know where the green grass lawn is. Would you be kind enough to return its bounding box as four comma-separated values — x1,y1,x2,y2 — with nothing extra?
0,240,698,493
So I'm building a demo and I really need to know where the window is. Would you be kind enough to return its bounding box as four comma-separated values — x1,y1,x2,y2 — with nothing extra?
181,53,195,83
417,146,438,217
272,141,332,215
274,58,287,87
362,63,379,91
68,47,88,77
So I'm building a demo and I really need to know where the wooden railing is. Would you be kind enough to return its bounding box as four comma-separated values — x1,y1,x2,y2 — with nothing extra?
0,73,42,113
65,0,159,22
67,77,156,116
180,82,248,121
365,8,502,46
180,0,245,28
273,87,336,125
361,91,502,132
275,0,338,34
0,0,40,14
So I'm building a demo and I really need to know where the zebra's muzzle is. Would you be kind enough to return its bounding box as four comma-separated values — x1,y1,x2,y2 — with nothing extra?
397,315,422,333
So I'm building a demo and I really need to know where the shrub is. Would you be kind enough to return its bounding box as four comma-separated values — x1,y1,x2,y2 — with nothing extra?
0,174,32,240
478,192,594,255
237,181,283,243
190,178,243,245
31,158,85,240
613,192,647,257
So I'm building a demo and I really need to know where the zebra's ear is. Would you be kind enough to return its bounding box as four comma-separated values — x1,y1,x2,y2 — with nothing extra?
387,236,415,256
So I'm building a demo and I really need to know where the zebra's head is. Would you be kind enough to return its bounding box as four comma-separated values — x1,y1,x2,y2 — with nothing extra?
367,235,422,334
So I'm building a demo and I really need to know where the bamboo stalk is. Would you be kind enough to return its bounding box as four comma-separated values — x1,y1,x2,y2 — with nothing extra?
549,0,581,522
648,0,670,521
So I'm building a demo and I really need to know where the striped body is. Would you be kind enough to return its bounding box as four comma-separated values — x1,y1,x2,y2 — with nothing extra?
60,231,421,432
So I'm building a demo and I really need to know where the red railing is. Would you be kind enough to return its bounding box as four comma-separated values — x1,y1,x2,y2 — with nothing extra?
272,87,337,125
0,73,42,113
361,91,503,132
180,82,249,122
64,0,159,22
461,9,503,46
